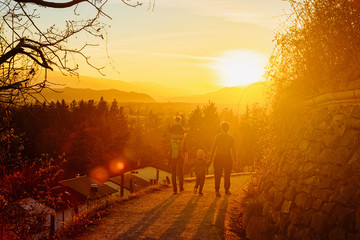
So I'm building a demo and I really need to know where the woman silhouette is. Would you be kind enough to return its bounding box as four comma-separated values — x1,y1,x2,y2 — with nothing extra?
210,121,237,197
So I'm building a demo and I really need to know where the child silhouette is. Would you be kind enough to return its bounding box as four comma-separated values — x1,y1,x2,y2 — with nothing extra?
193,149,208,195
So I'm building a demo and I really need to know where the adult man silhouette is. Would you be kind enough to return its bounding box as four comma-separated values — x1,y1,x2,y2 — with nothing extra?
169,116,188,194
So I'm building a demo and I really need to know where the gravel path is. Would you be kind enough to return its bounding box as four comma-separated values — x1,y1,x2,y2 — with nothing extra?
75,174,250,240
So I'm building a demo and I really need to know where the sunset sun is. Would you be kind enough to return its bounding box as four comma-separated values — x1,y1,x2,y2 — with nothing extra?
210,50,267,87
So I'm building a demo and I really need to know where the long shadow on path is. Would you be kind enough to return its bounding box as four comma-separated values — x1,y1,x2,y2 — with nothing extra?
194,195,229,240
115,194,179,240
158,196,200,239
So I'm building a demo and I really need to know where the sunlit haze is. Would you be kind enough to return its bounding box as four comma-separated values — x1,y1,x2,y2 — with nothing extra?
209,50,267,87
44,0,290,94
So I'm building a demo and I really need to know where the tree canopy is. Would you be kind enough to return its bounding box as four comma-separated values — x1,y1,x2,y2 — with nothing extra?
267,0,360,105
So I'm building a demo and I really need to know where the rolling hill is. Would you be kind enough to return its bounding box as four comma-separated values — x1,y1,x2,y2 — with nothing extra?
41,72,268,112
38,87,155,103
45,71,197,101
168,82,267,107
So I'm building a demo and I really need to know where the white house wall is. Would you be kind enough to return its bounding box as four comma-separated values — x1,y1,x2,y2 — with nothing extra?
54,203,87,231
132,167,171,184
104,181,131,197
158,170,172,184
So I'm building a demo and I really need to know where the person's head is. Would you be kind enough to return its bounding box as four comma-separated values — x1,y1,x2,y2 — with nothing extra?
196,149,205,159
174,116,182,125
220,121,230,132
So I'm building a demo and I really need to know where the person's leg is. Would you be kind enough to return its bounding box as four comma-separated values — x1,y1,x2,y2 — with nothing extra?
224,159,233,192
195,172,200,188
178,157,184,191
199,172,205,194
193,174,199,194
171,159,178,193
214,159,223,193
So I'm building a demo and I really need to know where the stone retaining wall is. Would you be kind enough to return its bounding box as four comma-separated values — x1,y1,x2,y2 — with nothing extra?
247,103,360,239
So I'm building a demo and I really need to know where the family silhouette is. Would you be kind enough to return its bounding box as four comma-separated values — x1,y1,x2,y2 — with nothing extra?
169,116,237,196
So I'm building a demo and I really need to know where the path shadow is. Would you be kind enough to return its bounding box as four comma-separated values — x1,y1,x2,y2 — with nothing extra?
115,194,179,240
158,196,200,239
194,195,229,240
215,195,229,235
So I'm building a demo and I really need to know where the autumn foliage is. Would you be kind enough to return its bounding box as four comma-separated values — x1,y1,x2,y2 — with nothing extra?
267,0,360,104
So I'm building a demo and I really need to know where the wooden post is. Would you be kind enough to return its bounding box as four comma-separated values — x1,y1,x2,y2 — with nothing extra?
156,169,159,184
120,173,124,197
129,179,134,193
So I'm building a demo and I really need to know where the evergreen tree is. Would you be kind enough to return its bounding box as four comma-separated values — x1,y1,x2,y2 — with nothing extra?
97,97,109,115
109,99,120,116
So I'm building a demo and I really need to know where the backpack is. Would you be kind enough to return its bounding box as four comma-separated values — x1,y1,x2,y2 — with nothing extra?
170,133,184,160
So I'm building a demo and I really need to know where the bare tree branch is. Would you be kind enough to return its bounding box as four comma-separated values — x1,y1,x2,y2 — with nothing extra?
0,0,145,108
14,0,88,8
122,0,143,8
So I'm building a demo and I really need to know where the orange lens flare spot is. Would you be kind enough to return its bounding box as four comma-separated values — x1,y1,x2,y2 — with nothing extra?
89,166,109,183
109,159,125,175
117,162,124,170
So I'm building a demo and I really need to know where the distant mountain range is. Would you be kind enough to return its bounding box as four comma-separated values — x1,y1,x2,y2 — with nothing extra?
42,72,267,110
168,82,267,106
40,87,155,103
45,71,198,101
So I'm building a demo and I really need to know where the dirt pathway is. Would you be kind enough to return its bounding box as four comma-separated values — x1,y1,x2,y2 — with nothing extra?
75,174,250,240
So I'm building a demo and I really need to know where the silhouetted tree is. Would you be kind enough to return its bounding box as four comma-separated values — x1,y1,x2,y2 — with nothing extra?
97,97,109,115
187,102,219,158
187,106,205,157
236,104,268,171
0,127,64,239
201,101,220,150
109,99,120,116
0,0,143,109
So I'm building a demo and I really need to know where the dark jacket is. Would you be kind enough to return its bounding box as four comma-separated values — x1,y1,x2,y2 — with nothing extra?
193,157,207,175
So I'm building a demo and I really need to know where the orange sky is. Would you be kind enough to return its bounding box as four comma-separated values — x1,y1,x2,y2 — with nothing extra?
41,0,290,93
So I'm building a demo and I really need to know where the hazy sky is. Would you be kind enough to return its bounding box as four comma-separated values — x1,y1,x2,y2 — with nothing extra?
46,0,291,92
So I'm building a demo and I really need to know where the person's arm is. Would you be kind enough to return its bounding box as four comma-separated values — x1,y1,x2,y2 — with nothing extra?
184,152,189,164
183,137,188,164
231,137,237,163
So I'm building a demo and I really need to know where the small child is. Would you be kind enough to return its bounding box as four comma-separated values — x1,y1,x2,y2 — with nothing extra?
193,149,207,195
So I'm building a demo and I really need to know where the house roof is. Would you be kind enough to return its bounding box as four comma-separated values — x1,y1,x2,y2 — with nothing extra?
135,162,171,173
59,176,117,200
18,197,55,214
109,173,150,192
50,185,87,210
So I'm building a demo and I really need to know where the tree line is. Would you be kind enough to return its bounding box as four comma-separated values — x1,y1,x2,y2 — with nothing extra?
8,98,129,178
4,99,269,179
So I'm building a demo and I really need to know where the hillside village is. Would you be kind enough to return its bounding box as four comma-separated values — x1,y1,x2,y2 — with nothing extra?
19,163,172,239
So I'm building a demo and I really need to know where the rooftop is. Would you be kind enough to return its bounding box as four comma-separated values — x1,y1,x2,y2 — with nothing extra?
59,176,117,200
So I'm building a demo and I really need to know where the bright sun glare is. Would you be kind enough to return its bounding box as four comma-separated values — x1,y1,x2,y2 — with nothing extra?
210,50,267,87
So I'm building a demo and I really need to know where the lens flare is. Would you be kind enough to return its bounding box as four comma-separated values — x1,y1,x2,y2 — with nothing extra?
109,159,125,175
117,162,124,170
89,166,109,183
